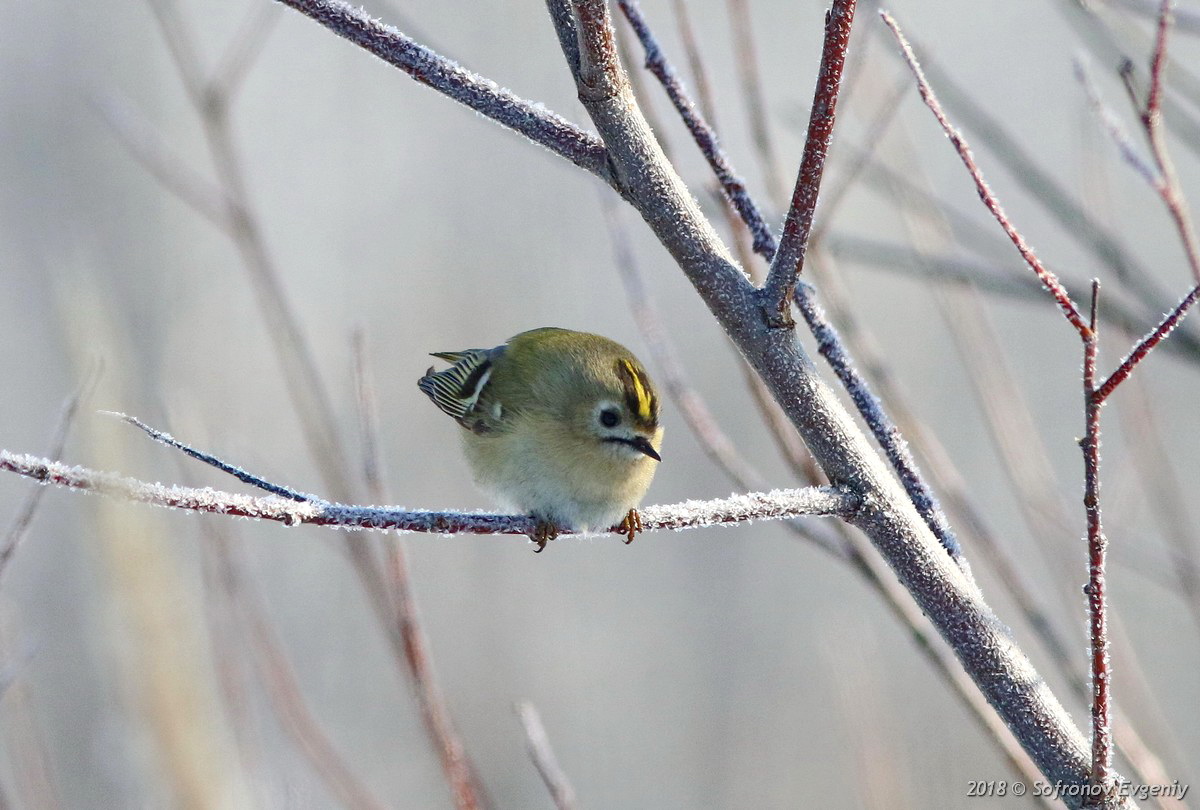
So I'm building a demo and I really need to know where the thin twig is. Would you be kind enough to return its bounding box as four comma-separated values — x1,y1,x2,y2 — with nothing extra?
352,333,487,810
1097,283,1200,401
904,38,1196,344
723,0,788,208
1,368,99,581
881,11,1091,339
515,703,579,810
1141,0,1200,284
617,0,774,260
1082,281,1114,793
793,281,963,560
762,0,857,326
104,411,315,502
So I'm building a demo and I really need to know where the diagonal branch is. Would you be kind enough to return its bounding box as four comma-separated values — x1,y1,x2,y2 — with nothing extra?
1098,284,1200,402
544,3,1104,802
617,0,775,259
515,703,579,810
881,12,1092,340
612,0,963,563
275,0,610,180
761,0,857,327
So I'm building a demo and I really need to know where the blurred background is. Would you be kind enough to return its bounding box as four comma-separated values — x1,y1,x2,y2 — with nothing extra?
1,0,1198,807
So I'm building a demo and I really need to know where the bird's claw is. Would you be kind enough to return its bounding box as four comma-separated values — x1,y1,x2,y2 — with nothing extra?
530,521,558,553
617,509,643,545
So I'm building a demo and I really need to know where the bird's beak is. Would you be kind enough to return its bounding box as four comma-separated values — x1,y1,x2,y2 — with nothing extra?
630,435,661,461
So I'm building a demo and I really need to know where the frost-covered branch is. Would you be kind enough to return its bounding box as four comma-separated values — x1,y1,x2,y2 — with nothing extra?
0,450,857,541
274,0,609,180
761,0,856,326
166,0,1148,801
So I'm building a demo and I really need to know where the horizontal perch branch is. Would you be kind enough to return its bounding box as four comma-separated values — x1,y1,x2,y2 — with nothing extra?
0,450,858,540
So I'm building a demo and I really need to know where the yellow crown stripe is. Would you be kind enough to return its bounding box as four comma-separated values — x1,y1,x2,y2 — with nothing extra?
620,359,653,423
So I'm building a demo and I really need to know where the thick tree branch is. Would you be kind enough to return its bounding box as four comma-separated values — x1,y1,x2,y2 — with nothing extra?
611,0,961,563
544,2,1105,801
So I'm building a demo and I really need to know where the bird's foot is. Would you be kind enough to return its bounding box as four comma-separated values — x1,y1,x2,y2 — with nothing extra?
617,509,643,545
530,520,559,553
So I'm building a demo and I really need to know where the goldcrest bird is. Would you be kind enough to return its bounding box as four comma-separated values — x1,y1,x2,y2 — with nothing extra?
418,327,663,552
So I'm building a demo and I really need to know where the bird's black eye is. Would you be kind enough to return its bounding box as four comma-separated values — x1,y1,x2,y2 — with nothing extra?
599,408,621,428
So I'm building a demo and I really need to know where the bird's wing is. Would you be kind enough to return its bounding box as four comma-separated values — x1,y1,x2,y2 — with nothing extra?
417,345,507,432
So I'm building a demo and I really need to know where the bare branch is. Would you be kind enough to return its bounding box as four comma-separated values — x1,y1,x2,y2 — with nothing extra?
881,11,1091,339
617,0,775,259
104,411,316,501
1096,283,1200,401
1,368,98,581
276,0,609,179
94,94,231,229
1141,0,1200,285
1081,282,1114,792
210,5,282,100
0,449,858,539
762,0,857,326
907,42,1195,344
724,0,788,208
515,703,579,810
352,334,487,810
793,280,963,560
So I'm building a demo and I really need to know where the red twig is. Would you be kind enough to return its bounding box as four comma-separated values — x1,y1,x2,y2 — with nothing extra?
1096,283,1200,402
1142,0,1200,285
880,12,1092,340
1081,282,1114,795
352,334,487,810
761,0,857,327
